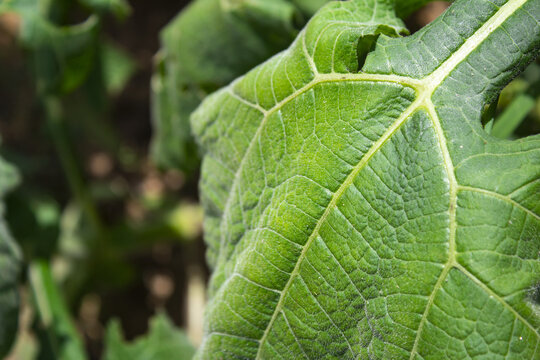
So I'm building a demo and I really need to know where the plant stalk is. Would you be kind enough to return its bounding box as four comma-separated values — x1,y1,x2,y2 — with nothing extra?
29,260,88,360
43,95,103,234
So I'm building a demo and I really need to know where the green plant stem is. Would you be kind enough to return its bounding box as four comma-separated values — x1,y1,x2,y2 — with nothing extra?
43,95,103,234
29,260,87,360
492,93,535,138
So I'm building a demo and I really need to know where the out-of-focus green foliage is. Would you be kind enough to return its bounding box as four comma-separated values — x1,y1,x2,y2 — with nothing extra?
104,313,196,360
2,0,97,95
150,0,326,172
0,155,21,358
0,0,137,358
5,192,60,259
29,261,87,360
1,0,134,97
21,15,100,94
488,61,540,139
79,0,131,19
100,41,136,95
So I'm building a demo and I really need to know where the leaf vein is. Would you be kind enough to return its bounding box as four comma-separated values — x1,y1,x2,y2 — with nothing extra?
455,262,540,339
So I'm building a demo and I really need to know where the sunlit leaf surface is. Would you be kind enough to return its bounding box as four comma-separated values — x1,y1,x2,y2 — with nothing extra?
192,0,540,358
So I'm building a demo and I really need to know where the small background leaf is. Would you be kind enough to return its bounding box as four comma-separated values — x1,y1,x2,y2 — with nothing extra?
19,14,100,95
150,0,328,172
0,154,21,358
79,0,131,20
104,312,196,360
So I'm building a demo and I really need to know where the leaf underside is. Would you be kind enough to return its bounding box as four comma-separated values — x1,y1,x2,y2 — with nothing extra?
192,0,540,359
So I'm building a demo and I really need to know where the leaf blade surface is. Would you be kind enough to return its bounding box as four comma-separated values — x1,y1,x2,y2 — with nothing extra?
192,0,540,358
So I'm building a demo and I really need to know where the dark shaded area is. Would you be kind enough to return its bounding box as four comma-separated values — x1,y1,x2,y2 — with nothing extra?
104,0,190,152
82,0,206,356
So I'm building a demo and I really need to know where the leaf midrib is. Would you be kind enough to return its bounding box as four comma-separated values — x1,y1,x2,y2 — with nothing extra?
208,0,533,356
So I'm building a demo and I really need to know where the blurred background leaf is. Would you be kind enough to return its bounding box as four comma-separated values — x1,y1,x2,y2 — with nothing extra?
150,0,328,173
1,0,206,356
0,154,21,358
79,0,131,20
487,60,540,139
104,312,195,360
20,14,100,95
29,260,87,360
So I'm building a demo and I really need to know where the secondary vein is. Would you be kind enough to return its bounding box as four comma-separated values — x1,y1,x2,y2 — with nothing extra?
256,96,423,358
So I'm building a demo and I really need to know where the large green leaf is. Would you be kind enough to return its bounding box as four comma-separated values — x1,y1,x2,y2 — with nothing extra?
0,156,21,358
150,0,441,171
192,0,540,358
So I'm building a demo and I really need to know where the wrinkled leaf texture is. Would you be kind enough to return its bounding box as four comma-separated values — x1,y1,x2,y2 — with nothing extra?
151,0,438,172
192,0,540,358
